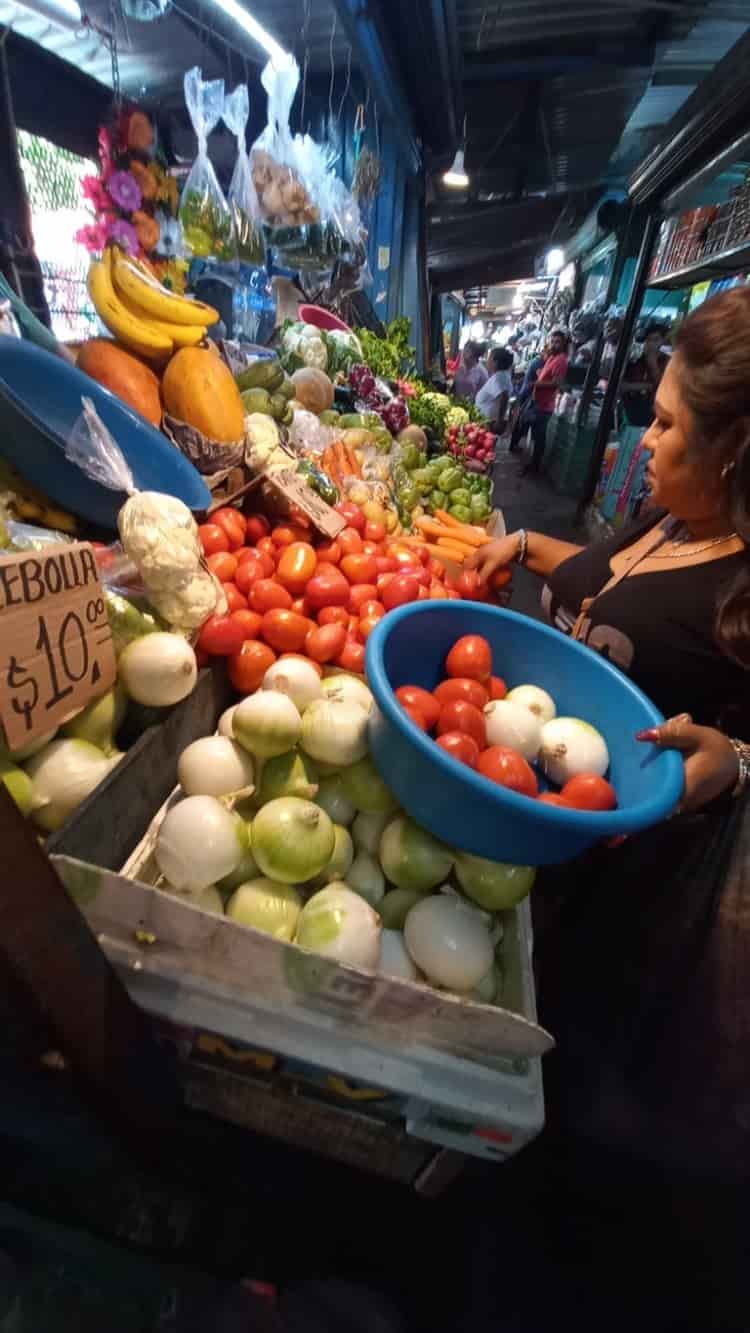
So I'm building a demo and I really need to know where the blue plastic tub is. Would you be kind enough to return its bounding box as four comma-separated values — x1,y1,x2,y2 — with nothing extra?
0,335,210,529
366,601,683,866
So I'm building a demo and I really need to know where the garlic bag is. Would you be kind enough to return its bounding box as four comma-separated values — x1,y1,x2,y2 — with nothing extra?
223,83,264,265
179,67,233,260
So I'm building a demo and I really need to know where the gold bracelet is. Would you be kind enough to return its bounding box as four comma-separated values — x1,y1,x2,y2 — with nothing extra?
729,738,750,798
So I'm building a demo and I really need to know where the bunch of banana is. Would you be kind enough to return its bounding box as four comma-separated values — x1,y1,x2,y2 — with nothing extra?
0,459,78,533
87,247,220,362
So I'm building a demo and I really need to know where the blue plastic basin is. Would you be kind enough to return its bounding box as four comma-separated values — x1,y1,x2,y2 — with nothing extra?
0,335,210,529
366,601,683,866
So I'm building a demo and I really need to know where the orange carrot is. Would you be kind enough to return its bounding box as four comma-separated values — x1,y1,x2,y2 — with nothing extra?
425,542,465,564
415,516,460,541
433,511,487,545
437,536,475,555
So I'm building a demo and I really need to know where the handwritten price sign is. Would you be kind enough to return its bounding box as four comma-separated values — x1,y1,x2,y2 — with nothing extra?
0,542,116,749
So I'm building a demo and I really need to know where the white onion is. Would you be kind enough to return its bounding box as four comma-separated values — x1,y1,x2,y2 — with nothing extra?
61,683,127,756
404,896,494,992
233,691,301,759
539,717,609,785
226,878,302,941
454,853,536,911
483,699,542,761
315,773,356,826
321,673,374,714
352,809,394,857
257,749,318,804
506,684,557,725
379,888,427,930
346,851,385,907
1,756,40,818
118,633,197,707
379,815,453,893
339,756,398,814
378,929,419,982
155,795,248,893
177,736,254,797
163,883,224,916
295,884,381,969
300,698,369,767
217,705,237,739
25,739,117,833
315,823,354,885
251,796,334,883
263,658,322,714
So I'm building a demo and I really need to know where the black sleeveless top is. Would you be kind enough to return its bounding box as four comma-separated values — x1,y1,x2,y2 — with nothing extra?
543,509,750,737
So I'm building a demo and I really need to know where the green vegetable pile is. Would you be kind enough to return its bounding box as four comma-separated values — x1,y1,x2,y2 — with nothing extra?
356,317,415,381
390,447,492,526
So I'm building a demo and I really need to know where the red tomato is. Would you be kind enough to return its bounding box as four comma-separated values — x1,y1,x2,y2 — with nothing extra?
256,536,277,564
360,599,384,620
560,774,618,812
361,540,379,557
341,553,377,585
429,581,447,599
336,640,366,673
228,640,276,693
318,605,350,627
415,545,431,567
382,573,421,611
276,541,317,593
211,507,246,550
349,583,378,613
272,524,307,548
305,568,351,610
477,746,538,798
418,586,430,600
338,527,364,557
347,614,362,638
395,685,441,730
429,558,446,579
538,793,570,807
279,652,323,678
195,648,209,669
249,579,293,614
359,613,383,641
245,513,270,545
197,614,247,657
364,520,386,544
445,634,492,682
436,732,480,767
402,703,429,731
230,609,263,640
199,523,229,556
433,678,489,710
316,540,342,565
236,547,264,567
487,675,508,701
222,582,248,612
206,551,237,582
290,596,307,616
261,609,311,654
335,501,365,532
399,563,430,588
390,547,420,570
455,569,488,601
376,572,396,597
305,623,347,663
235,559,265,595
375,555,398,574
491,567,513,592
437,700,487,749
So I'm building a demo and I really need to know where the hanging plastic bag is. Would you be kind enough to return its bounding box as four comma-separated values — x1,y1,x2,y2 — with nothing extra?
179,67,233,261
251,56,323,229
223,84,265,266
65,398,223,633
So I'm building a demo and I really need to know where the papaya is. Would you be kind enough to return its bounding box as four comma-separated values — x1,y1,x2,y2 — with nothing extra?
162,346,245,444
76,338,162,427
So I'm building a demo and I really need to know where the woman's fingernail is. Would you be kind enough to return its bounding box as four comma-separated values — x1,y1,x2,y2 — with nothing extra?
636,728,659,742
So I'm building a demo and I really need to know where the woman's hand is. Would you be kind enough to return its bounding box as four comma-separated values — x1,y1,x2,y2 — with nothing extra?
637,714,740,812
467,533,520,582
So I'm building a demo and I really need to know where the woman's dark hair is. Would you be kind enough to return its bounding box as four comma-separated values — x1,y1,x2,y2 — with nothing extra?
673,286,750,667
490,347,513,371
644,319,668,339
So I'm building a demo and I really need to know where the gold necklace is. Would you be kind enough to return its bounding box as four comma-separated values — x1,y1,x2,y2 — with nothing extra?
647,528,739,559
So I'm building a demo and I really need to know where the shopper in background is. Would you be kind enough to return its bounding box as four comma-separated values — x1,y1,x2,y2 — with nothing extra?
599,314,623,381
622,318,670,395
475,346,513,430
451,339,488,402
508,344,547,453
523,327,569,474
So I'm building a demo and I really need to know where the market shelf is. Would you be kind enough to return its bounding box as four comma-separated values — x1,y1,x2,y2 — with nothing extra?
647,237,750,289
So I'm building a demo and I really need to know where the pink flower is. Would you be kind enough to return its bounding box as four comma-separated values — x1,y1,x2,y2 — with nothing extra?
98,127,114,182
107,218,139,254
75,221,110,254
82,175,111,213
108,169,142,213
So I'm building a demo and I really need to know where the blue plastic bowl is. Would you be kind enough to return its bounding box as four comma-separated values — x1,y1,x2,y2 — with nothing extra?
0,335,210,529
366,601,683,866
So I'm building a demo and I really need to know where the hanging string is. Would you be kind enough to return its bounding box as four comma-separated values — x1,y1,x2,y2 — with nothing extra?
299,0,311,132
108,0,121,106
328,12,337,132
336,42,352,124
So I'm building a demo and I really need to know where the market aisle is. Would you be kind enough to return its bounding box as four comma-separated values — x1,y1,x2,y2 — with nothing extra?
491,439,581,620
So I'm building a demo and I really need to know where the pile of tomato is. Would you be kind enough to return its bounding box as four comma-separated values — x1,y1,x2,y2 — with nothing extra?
195,502,501,695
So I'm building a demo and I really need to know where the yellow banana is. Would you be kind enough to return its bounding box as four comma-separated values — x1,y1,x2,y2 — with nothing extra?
111,247,219,328
88,252,173,360
115,288,207,349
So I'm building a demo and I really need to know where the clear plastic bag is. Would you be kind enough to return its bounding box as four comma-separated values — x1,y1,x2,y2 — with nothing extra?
251,56,324,229
223,84,264,266
64,398,221,633
179,67,233,261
